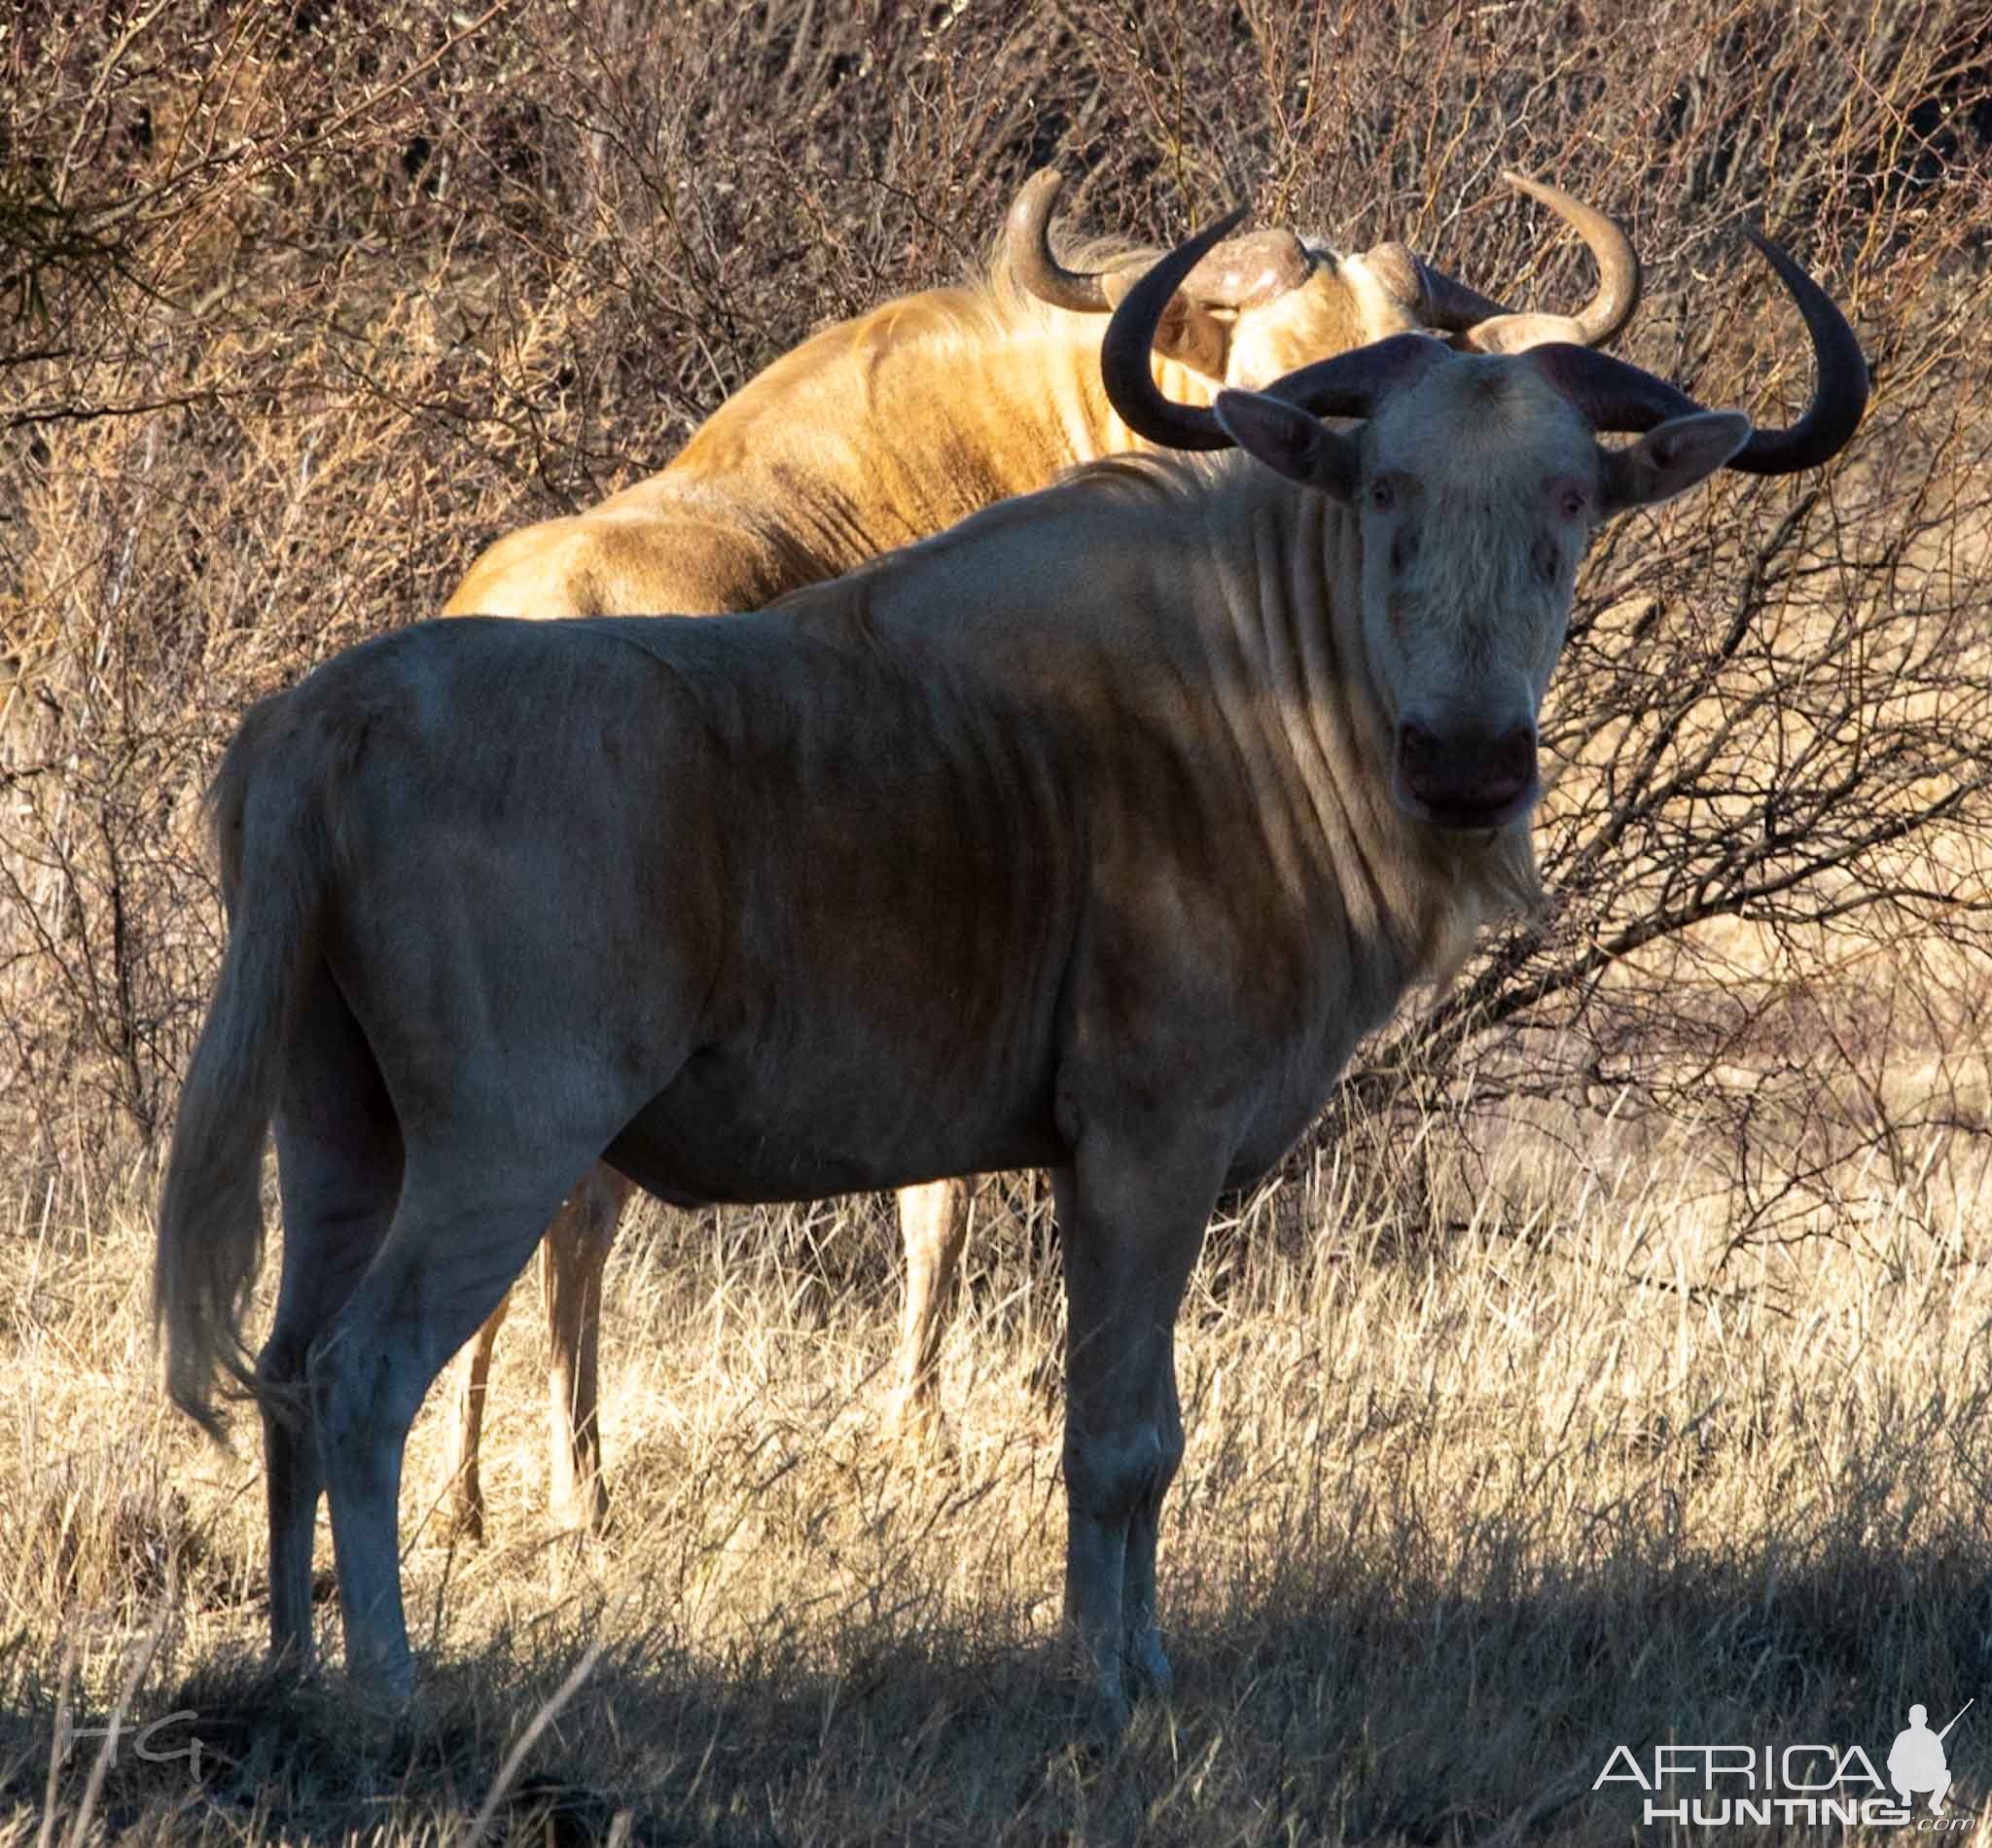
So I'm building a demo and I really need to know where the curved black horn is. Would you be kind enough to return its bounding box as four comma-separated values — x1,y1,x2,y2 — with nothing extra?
1519,345,1702,434
1524,228,1868,476
1100,206,1253,451
1726,229,1869,473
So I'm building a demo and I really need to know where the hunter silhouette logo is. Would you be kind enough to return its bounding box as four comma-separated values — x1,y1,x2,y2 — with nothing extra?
1890,1702,1972,1816
1595,1697,1976,1829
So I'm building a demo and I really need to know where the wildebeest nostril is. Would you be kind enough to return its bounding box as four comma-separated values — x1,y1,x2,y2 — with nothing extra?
1399,722,1446,779
1486,724,1536,794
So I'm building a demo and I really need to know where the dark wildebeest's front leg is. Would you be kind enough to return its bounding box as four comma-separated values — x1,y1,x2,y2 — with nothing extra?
1054,1131,1224,1729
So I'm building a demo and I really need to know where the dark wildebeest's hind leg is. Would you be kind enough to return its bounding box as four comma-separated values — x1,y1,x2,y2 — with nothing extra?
304,1068,644,1699
258,960,404,1672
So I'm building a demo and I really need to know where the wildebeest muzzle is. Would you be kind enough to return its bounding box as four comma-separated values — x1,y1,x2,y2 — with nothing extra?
1395,718,1539,830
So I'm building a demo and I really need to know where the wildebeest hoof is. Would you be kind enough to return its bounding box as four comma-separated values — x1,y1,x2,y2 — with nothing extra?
348,1654,417,1719
1124,1629,1174,1700
884,1394,959,1467
1072,1681,1132,1744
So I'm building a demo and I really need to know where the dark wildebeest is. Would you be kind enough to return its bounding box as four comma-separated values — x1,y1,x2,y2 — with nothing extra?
155,210,1864,1722
440,168,1644,1540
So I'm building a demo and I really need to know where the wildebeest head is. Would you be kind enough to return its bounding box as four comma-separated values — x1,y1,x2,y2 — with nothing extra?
1008,168,1643,390
1102,208,1868,833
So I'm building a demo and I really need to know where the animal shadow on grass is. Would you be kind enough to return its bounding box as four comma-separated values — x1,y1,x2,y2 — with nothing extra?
12,1537,1990,1843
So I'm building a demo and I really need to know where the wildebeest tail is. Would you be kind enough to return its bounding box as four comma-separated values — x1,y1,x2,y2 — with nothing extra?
155,698,328,1439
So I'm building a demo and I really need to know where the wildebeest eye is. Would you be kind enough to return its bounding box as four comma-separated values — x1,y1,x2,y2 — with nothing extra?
1545,477,1588,522
1370,478,1396,514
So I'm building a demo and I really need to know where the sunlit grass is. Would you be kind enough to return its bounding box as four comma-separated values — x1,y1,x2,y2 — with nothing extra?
6,1089,1991,1842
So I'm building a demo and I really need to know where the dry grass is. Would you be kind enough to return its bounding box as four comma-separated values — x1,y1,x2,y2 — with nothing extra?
5,0,1992,1840
8,1116,1992,1842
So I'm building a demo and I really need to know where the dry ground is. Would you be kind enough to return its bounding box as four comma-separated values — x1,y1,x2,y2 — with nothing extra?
4,0,1992,1841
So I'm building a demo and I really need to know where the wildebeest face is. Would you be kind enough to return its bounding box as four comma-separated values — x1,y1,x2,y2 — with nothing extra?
1349,361,1600,829
1214,352,1752,832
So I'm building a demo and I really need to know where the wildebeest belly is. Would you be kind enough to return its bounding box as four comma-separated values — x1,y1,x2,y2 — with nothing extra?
604,1036,1067,1207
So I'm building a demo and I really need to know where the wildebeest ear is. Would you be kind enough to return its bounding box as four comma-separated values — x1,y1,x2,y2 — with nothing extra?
1213,387,1361,498
1153,297,1229,380
1600,410,1753,513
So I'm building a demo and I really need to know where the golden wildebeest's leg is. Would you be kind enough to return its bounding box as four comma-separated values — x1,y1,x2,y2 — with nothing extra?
542,1164,632,1532
886,1176,973,1445
442,1163,629,1541
1054,1137,1221,1731
442,1296,504,1543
